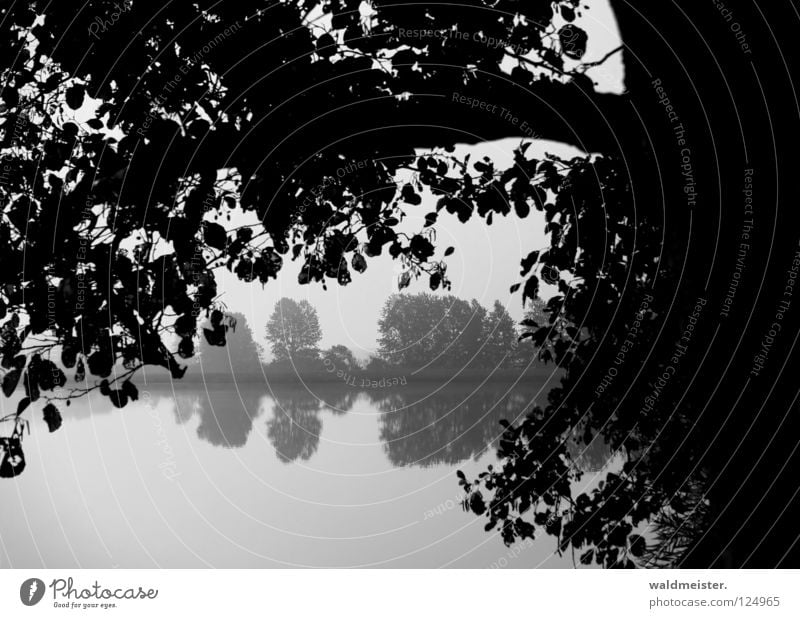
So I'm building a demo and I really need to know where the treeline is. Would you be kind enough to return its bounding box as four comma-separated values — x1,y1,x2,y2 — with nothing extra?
375,293,547,370
262,293,551,376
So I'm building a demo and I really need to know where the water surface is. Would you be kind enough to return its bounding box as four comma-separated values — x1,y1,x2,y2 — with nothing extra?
0,377,613,568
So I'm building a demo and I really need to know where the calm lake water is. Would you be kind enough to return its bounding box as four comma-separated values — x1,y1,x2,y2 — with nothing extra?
0,376,616,568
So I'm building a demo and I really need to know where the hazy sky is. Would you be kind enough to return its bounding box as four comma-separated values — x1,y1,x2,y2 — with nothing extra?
216,2,624,360
220,139,585,359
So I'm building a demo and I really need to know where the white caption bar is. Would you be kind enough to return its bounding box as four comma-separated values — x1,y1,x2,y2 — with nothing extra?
1,569,798,617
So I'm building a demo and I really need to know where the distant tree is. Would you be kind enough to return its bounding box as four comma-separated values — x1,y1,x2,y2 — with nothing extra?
523,297,550,328
516,296,572,365
377,293,520,369
377,293,474,368
321,344,360,372
364,355,394,373
196,312,263,378
265,299,322,364
481,301,518,368
514,296,551,366
461,300,489,367
377,294,441,367
436,297,486,367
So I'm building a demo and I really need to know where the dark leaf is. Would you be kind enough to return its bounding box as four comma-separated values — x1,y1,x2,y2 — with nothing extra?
203,222,227,250
316,33,337,58
469,492,486,515
43,403,62,432
522,276,539,306
2,368,21,397
398,271,411,290
401,184,422,205
178,336,195,358
107,389,128,409
203,325,227,347
65,84,85,110
559,25,588,60
75,358,86,382
409,235,434,261
121,380,139,402
61,342,78,368
351,252,367,273
514,199,530,218
628,534,647,557
87,348,113,378
23,370,39,401
520,251,540,276
16,396,31,416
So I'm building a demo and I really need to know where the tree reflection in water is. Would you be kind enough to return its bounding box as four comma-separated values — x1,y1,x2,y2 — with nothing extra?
266,388,322,463
258,381,607,473
166,378,603,475
171,388,266,449
366,386,565,468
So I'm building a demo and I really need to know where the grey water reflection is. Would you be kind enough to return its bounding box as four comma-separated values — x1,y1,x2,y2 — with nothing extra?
190,382,613,470
172,380,610,471
1,376,616,568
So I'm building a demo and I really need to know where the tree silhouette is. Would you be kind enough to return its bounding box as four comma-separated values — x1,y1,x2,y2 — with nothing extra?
0,0,619,462
0,0,795,570
514,296,564,365
453,1,800,568
265,298,322,364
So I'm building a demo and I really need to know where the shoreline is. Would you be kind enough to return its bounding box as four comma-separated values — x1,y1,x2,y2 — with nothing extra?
138,364,562,386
